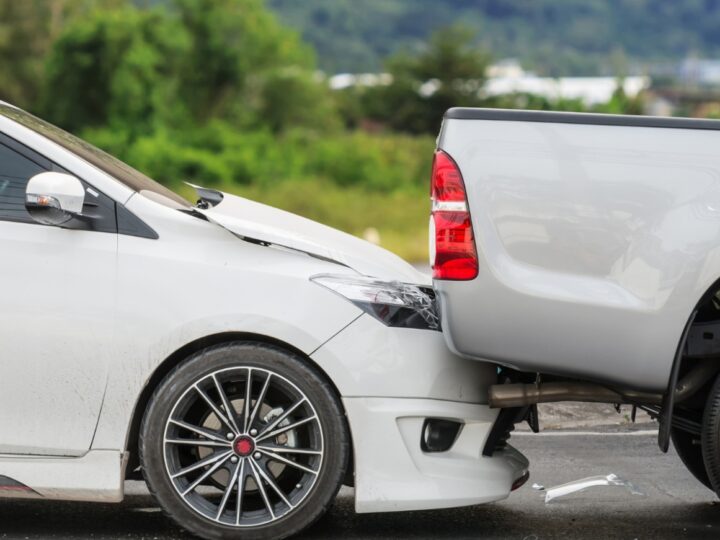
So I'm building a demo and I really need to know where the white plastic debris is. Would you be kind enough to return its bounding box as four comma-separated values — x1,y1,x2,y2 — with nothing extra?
531,483,545,491
544,473,643,503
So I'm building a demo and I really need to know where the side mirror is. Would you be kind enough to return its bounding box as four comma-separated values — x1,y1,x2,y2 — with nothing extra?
25,172,85,226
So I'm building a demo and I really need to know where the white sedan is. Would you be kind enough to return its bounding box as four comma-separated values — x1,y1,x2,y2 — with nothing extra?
0,102,528,539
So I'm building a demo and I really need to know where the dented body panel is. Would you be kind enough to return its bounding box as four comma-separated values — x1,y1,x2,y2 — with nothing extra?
200,192,429,283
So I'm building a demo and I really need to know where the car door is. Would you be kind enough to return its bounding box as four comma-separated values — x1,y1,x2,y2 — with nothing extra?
0,133,118,456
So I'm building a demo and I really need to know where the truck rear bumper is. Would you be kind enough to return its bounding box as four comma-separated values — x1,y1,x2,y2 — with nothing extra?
343,396,529,513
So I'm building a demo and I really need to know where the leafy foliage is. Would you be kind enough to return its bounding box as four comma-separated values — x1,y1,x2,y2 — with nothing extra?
82,122,434,193
40,0,339,134
0,0,124,108
173,0,315,125
43,6,187,133
360,25,490,134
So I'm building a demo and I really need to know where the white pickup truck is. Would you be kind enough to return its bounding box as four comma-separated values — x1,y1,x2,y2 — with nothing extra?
432,108,720,496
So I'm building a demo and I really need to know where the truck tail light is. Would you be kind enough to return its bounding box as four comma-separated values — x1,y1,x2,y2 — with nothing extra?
430,150,478,280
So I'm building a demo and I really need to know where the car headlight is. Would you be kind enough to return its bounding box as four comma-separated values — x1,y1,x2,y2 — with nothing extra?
310,274,440,331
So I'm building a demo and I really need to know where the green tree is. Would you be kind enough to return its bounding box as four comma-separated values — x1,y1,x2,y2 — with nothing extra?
172,0,317,126
363,25,490,134
43,5,188,135
0,0,123,109
258,69,340,133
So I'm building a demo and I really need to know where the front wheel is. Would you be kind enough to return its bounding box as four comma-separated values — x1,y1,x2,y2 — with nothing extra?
140,342,350,540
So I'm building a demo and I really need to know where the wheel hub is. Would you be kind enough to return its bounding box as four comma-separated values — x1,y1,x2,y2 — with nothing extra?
233,435,255,457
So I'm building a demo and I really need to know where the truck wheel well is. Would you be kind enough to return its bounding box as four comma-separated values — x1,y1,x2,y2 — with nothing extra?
660,279,720,451
123,332,353,482
675,280,720,402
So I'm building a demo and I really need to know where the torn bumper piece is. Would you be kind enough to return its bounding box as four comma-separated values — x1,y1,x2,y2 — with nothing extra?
535,473,644,503
343,396,530,513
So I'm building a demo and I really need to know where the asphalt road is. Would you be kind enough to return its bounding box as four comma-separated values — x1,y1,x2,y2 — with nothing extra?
1,425,718,540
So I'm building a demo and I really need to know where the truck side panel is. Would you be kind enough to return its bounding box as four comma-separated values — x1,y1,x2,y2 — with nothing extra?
437,117,720,391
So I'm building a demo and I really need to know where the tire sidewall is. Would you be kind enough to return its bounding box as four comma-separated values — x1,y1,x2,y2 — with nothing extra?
701,374,720,497
671,427,712,490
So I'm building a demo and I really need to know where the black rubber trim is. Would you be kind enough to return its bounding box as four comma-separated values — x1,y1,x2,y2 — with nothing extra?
444,107,720,131
116,203,159,240
658,310,698,453
482,406,527,457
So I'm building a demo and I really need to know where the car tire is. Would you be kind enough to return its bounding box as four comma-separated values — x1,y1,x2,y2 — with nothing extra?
671,427,712,490
701,374,720,498
140,342,350,540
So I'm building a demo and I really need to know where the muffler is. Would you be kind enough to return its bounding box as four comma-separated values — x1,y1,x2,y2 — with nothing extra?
488,382,662,409
488,361,720,409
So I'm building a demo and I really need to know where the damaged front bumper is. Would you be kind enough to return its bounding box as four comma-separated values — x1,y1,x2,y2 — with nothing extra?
310,314,529,513
343,396,530,513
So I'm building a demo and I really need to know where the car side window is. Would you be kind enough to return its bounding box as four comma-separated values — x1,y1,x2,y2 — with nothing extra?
0,141,48,223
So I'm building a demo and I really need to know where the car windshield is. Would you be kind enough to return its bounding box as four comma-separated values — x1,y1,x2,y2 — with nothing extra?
0,104,191,208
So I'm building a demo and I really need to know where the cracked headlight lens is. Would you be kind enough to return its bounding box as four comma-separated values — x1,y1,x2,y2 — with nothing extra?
311,274,440,331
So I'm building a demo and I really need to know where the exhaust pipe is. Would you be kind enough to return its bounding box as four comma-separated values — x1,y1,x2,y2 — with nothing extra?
488,361,720,409
488,382,662,408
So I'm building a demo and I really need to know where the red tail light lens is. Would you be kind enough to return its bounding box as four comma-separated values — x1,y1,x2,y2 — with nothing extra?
430,150,478,280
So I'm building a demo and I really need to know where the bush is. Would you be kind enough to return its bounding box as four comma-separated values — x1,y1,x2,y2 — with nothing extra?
84,122,435,193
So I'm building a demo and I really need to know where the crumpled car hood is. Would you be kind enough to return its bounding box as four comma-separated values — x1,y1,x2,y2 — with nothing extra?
199,191,429,284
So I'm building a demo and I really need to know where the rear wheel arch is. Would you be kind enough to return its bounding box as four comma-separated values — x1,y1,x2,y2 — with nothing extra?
667,276,720,398
663,277,720,453
123,332,352,480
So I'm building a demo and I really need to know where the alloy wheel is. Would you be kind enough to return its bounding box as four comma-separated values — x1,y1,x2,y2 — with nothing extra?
162,366,324,527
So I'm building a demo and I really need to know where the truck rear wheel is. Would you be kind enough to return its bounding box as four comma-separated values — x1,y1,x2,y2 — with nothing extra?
671,427,711,490
701,374,720,497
